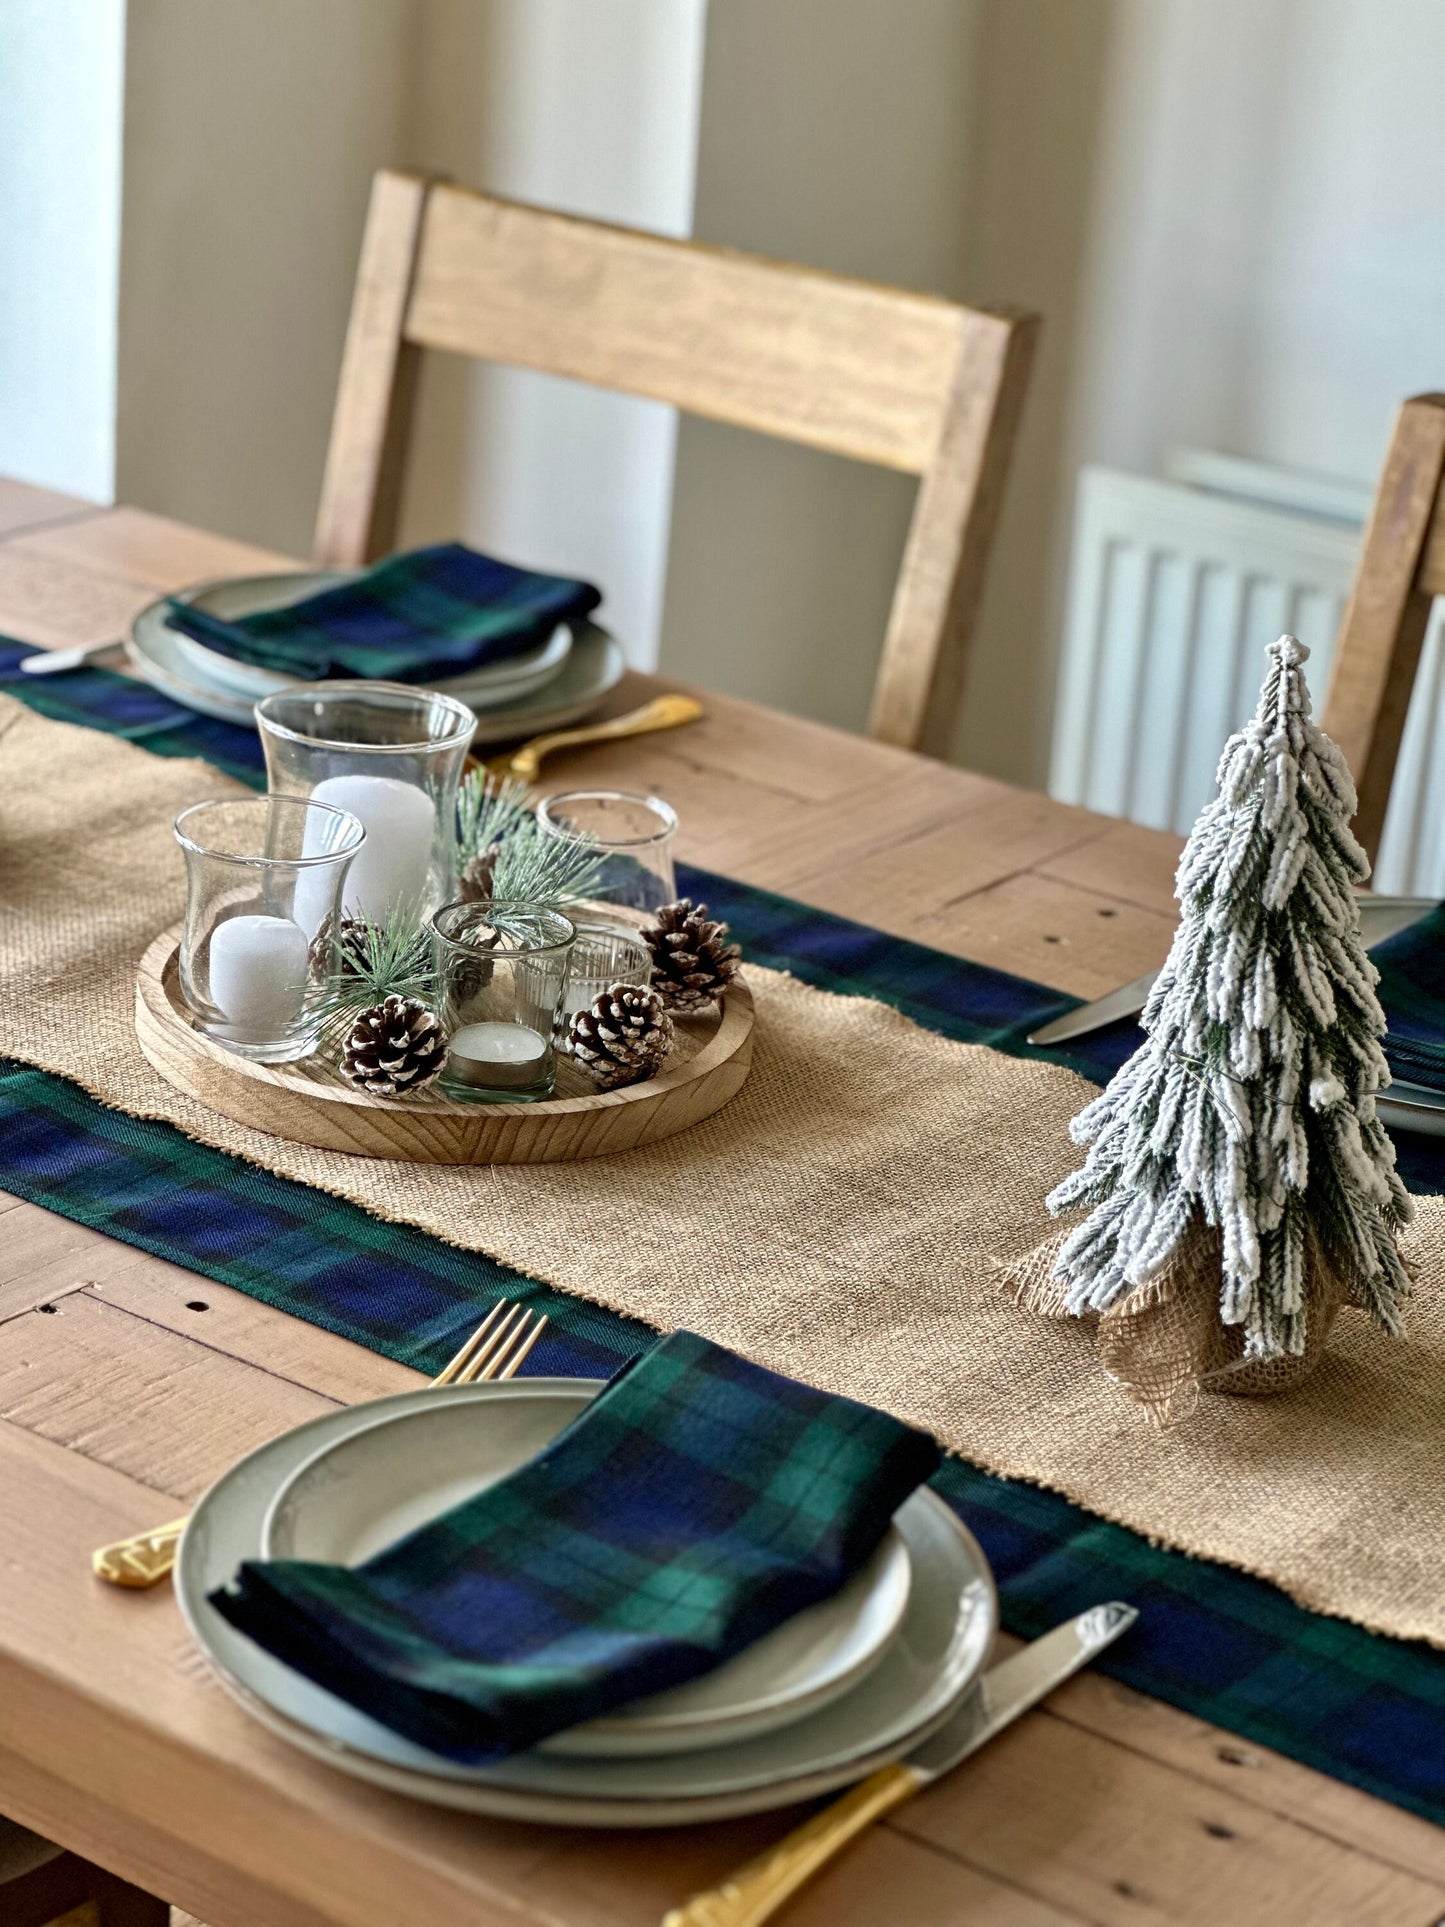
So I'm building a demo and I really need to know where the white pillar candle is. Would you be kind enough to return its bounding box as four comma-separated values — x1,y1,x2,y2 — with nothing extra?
208,914,309,1035
447,1021,549,1091
295,774,434,932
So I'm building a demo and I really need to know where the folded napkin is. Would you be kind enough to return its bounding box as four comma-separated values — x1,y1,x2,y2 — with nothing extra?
1372,905,1445,1092
163,542,601,684
209,1330,940,1763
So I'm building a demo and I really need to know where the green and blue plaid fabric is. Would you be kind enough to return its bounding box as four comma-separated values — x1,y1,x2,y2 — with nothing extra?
1372,906,1445,1091
210,1331,941,1760
4,639,1445,1820
163,542,601,683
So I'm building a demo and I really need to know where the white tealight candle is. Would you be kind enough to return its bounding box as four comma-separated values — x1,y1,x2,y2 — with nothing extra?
295,774,435,932
447,1021,549,1091
208,914,309,1036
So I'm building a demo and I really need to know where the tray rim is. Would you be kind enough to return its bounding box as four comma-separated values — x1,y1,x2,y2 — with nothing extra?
134,923,753,1163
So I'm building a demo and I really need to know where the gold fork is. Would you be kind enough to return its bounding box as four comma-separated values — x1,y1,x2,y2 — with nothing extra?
91,1300,548,1589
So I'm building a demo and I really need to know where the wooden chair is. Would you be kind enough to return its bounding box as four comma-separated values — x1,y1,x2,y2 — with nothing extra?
1321,391,1445,865
0,1815,169,1925
314,171,1038,757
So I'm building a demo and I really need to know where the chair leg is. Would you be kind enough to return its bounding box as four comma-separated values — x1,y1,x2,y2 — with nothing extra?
90,1863,172,1926
0,1848,170,1927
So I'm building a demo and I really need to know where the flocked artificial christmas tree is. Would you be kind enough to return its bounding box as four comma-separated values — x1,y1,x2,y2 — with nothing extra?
1013,636,1413,1412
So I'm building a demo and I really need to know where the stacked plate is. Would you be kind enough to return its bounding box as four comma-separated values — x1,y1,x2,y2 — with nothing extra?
1380,1078,1445,1137
178,1378,998,1826
127,572,626,743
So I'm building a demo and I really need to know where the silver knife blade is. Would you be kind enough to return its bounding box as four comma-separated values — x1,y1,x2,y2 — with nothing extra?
905,1602,1137,1781
18,638,123,675
1027,974,1157,1048
1027,895,1440,1049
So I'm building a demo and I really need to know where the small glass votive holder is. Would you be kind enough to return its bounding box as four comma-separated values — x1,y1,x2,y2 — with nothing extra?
255,682,475,930
428,901,576,1103
535,789,678,917
174,795,365,1062
555,921,652,1049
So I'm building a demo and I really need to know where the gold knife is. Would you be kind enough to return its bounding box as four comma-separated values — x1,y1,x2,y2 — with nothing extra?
663,1602,1137,1927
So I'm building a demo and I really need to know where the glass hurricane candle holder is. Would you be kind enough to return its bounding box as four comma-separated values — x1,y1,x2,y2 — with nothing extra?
429,901,576,1103
555,921,652,1049
535,789,677,917
255,682,475,932
174,795,365,1062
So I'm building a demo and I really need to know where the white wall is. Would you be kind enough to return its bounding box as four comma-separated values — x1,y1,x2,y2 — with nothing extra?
115,0,705,671
15,0,1445,796
397,0,707,669
661,0,1445,787
659,0,985,732
117,0,412,555
993,0,1445,786
0,0,125,501
1066,0,1445,484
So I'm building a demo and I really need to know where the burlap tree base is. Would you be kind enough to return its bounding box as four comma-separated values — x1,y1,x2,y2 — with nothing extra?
1007,1220,1349,1423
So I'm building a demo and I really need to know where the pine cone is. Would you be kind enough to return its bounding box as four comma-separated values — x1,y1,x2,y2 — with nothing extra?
458,842,503,904
340,995,447,1097
569,984,674,1090
309,913,371,978
642,899,742,1013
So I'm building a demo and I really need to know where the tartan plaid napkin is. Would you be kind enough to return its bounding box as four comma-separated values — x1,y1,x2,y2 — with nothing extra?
209,1330,940,1763
163,542,601,684
1371,905,1445,1091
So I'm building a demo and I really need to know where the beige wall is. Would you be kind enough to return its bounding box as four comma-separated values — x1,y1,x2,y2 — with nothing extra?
117,0,411,554
659,0,984,736
962,0,1445,786
117,0,705,672
946,0,1117,785
395,0,706,668
102,1,1445,792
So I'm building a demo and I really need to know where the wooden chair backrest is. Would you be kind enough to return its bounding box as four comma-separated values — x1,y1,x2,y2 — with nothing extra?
314,171,1038,756
1322,392,1445,864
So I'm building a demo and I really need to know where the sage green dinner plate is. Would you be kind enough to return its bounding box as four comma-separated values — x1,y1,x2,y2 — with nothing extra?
177,1378,996,1827
153,571,574,709
127,600,625,741
261,1392,913,1760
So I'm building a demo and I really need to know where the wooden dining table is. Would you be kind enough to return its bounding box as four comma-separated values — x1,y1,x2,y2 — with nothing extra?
0,472,1442,1927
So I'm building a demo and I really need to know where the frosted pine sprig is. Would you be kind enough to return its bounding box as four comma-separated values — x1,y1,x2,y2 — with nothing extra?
455,770,605,905
308,912,438,1050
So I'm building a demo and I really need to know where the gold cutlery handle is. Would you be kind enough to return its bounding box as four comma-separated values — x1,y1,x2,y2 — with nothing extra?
662,1761,924,1927
499,694,703,781
92,1518,189,1588
91,1301,547,1588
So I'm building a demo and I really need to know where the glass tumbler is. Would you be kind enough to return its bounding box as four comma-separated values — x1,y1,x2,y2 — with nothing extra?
255,682,475,931
535,789,678,917
556,921,652,1048
428,901,575,1102
174,795,365,1062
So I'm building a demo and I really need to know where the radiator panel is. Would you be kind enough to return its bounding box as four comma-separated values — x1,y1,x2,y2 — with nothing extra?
1050,465,1445,895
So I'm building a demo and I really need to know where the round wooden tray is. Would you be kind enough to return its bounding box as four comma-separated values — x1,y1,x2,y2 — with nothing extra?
134,926,754,1164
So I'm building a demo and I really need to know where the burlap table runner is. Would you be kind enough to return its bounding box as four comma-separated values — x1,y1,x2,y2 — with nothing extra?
4,693,1443,1646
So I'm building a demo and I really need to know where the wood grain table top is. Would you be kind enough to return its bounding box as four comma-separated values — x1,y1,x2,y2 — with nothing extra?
0,474,1441,1926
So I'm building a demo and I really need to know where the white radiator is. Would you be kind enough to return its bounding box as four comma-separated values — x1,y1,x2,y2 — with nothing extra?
1049,455,1445,895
